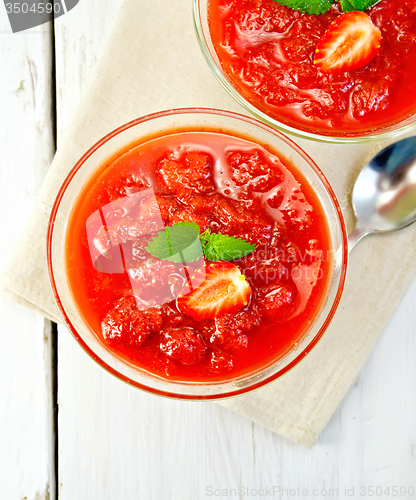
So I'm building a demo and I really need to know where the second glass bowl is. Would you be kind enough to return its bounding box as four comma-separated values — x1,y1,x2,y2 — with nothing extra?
193,0,416,143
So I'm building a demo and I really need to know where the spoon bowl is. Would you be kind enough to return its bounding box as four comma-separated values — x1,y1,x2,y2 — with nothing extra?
349,136,416,250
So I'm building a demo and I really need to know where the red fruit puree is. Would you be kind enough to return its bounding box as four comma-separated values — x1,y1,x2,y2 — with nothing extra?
207,0,416,137
65,130,332,381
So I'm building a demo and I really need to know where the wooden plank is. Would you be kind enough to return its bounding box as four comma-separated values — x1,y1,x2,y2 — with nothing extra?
0,8,55,500
55,1,416,498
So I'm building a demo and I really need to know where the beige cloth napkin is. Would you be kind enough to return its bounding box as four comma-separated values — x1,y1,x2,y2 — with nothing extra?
2,0,416,447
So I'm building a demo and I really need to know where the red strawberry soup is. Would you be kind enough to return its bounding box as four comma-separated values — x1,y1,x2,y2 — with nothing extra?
65,129,332,382
206,0,416,137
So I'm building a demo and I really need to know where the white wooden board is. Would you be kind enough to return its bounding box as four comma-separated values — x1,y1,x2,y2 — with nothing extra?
0,7,55,500
53,1,416,498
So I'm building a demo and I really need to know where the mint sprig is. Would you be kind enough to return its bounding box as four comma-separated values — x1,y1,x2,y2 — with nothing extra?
201,230,256,262
273,0,333,15
339,0,356,11
346,0,379,11
145,223,255,263
145,221,201,263
272,0,379,15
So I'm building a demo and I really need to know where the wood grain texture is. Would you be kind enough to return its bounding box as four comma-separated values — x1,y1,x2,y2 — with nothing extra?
54,1,416,498
0,7,55,500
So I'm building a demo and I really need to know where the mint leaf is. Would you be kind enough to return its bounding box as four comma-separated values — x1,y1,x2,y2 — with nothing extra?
339,0,356,11
180,237,205,263
273,0,378,13
145,221,202,263
146,222,256,263
348,0,379,10
199,228,211,245
272,0,334,15
203,233,256,262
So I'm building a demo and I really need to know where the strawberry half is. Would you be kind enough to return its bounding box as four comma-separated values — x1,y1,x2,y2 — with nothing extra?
314,11,381,73
177,261,251,320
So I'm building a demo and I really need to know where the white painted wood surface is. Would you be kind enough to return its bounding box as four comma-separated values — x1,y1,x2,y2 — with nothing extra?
2,0,415,498
0,7,55,500
54,1,416,498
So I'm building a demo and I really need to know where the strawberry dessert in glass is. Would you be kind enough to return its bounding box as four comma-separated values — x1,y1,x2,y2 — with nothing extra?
195,0,416,141
48,109,348,398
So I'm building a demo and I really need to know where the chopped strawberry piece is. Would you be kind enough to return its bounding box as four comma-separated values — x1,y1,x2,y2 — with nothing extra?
244,256,289,286
351,79,390,117
214,304,262,339
209,349,234,373
128,256,176,288
93,191,164,257
159,327,207,365
226,149,283,191
259,284,296,323
177,261,251,320
169,208,210,232
314,12,381,73
155,159,182,193
240,237,290,286
183,152,211,171
155,150,215,194
202,304,261,350
161,303,196,329
94,216,147,253
155,194,180,223
210,194,273,235
127,255,183,303
221,333,248,354
102,296,162,347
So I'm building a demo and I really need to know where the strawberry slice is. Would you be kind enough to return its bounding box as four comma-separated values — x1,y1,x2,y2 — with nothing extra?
314,11,381,73
177,261,251,320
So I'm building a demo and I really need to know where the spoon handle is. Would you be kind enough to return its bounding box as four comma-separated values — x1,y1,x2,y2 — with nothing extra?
348,225,369,252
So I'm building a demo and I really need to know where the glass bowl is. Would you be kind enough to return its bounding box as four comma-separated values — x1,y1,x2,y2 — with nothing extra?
193,0,416,144
47,108,348,399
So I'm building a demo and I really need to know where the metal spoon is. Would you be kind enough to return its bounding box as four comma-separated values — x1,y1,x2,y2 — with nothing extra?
348,136,416,251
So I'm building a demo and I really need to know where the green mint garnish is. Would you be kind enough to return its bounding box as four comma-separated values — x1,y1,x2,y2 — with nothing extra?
272,0,378,14
145,222,255,263
145,221,201,263
272,0,334,15
347,0,379,10
339,0,356,11
201,231,256,262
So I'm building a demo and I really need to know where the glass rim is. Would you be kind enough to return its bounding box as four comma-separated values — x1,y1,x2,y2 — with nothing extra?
47,107,349,400
192,0,416,144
